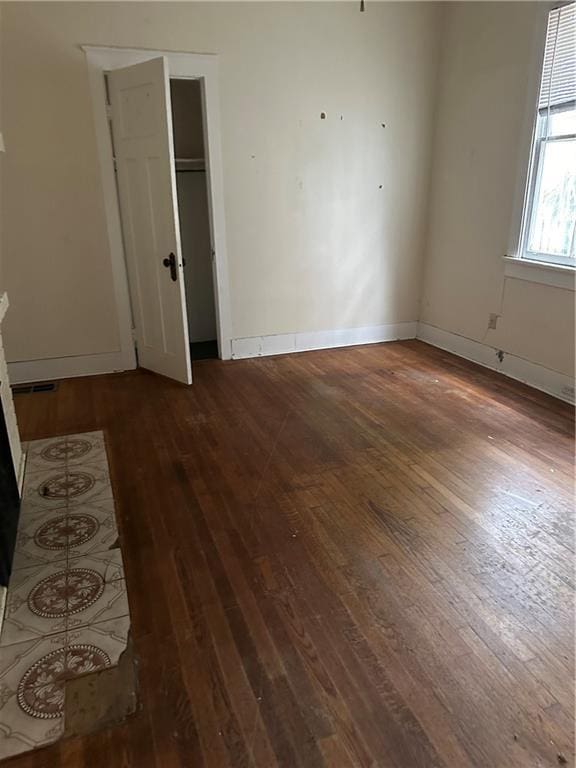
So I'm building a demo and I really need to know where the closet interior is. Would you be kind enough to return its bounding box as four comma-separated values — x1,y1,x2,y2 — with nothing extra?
170,78,218,361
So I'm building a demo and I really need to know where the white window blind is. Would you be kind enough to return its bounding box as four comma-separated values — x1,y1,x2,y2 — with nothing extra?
538,3,576,111
518,2,576,267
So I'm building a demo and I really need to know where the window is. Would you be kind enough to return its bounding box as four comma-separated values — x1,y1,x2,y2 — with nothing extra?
520,3,576,268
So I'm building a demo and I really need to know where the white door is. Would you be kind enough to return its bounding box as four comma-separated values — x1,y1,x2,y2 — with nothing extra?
108,57,192,384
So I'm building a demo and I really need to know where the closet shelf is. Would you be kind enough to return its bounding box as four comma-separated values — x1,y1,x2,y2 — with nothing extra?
175,158,205,172
112,157,205,173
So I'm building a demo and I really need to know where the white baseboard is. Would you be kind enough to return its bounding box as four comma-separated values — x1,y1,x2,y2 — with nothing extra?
8,326,572,405
7,351,128,385
417,323,575,404
231,322,418,360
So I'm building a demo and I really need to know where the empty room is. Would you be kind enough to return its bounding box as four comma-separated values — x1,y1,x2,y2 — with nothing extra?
0,1,574,766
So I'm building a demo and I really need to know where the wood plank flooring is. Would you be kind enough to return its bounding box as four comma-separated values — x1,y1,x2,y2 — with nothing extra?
5,340,575,767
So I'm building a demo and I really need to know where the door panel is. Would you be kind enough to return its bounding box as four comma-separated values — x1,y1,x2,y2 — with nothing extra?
109,57,192,384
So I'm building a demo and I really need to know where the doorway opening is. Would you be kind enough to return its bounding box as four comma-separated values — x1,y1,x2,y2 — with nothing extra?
170,79,219,362
85,46,232,385
104,66,220,381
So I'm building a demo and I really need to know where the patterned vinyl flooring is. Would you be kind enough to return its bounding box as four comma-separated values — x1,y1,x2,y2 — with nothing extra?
0,431,130,760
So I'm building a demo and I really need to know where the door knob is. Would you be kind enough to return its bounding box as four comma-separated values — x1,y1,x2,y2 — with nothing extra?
162,253,177,282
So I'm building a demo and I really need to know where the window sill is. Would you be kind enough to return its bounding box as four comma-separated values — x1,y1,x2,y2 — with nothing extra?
503,256,575,291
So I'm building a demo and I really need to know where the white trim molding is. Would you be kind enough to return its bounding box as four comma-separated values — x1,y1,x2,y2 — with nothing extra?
417,323,575,404
231,322,418,360
503,256,575,291
507,3,554,262
82,45,232,361
0,293,9,325
83,50,136,373
7,352,126,385
17,451,26,495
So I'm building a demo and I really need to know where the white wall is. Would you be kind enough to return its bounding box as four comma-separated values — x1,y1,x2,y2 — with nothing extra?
0,1,442,364
421,1,575,380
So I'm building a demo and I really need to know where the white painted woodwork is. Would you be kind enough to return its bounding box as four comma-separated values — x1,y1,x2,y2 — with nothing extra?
84,46,232,364
417,322,575,404
108,57,192,384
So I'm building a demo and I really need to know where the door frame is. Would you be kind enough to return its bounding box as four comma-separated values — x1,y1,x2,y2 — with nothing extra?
82,45,233,366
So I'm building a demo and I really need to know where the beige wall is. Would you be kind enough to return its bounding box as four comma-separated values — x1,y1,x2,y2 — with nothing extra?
421,1,575,378
0,1,442,362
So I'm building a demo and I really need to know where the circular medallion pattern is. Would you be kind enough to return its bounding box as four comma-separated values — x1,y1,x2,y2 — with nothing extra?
38,471,95,500
17,644,110,719
28,568,104,618
17,647,66,719
40,439,92,463
34,514,99,551
66,644,111,679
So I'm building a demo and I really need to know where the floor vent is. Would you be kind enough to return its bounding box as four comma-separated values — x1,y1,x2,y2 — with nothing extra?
12,382,58,395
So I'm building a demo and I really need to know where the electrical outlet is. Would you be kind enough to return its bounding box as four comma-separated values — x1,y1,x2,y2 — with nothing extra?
488,313,499,330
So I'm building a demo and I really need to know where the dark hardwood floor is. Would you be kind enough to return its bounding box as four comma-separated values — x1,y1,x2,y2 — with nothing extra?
6,340,575,767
